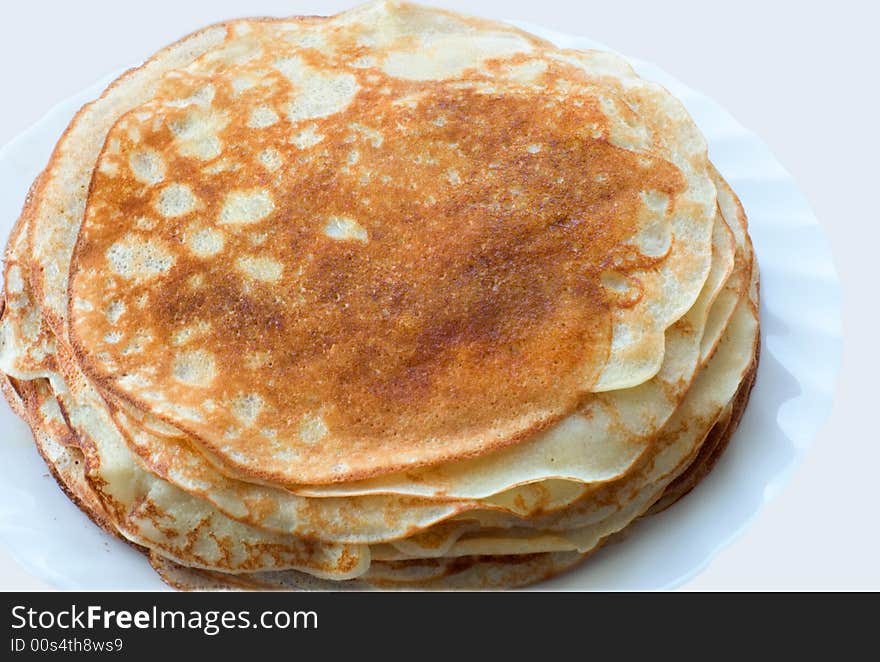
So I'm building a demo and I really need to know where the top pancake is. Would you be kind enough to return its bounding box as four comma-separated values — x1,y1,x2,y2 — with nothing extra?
64,2,715,484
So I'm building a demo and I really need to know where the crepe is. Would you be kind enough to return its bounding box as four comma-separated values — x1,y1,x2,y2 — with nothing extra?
65,4,716,486
0,1,760,590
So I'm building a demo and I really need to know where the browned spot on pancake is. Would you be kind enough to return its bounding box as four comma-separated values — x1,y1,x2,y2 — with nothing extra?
69,57,684,483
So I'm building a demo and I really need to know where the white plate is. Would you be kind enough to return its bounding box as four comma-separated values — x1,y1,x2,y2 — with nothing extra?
0,22,841,590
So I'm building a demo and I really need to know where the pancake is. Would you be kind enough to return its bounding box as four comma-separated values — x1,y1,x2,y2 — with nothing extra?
65,2,716,486
0,1,761,590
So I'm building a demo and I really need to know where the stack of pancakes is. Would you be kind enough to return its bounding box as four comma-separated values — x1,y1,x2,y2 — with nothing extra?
0,1,759,589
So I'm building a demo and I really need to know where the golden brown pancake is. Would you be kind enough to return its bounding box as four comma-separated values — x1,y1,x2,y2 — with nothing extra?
0,1,760,590
65,6,716,485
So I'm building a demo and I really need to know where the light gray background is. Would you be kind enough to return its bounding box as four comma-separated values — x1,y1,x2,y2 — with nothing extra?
0,0,875,590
